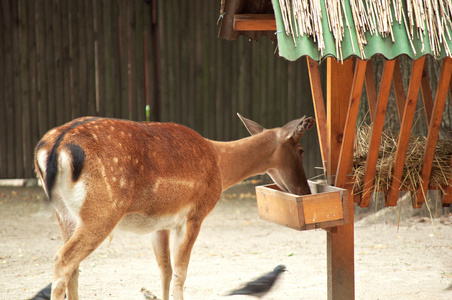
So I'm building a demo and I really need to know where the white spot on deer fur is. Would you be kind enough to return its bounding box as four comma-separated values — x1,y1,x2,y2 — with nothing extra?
120,131,125,136
127,156,131,160
92,133,98,141
120,177,125,188
152,177,196,193
112,177,117,182
134,159,139,164
98,158,114,202
128,133,132,137
95,125,99,130
113,157,118,163
110,126,115,131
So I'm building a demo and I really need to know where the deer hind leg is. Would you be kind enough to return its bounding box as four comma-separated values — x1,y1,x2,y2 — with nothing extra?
51,209,124,300
171,218,204,300
54,209,80,300
151,230,172,300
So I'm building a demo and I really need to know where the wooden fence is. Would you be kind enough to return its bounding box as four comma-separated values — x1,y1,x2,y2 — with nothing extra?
0,0,321,179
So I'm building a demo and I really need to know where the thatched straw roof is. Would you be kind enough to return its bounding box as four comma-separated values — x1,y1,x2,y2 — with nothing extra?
274,0,452,61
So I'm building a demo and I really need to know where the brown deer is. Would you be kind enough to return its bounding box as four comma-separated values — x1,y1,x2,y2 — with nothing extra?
34,114,315,300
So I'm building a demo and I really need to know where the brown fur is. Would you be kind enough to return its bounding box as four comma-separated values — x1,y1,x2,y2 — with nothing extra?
34,115,314,300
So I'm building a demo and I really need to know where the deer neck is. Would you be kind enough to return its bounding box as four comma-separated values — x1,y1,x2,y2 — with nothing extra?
208,131,277,191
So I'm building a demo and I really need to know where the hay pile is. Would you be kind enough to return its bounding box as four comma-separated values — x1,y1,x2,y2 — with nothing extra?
353,124,452,196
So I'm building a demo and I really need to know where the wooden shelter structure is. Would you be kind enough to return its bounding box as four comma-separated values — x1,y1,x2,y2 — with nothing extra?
219,1,452,299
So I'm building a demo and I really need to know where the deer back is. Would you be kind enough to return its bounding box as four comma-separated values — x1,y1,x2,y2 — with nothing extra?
34,117,222,218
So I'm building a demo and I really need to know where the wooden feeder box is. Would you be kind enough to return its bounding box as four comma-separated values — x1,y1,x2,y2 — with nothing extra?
255,181,349,231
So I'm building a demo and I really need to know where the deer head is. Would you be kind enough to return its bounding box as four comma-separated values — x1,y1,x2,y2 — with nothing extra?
238,114,315,195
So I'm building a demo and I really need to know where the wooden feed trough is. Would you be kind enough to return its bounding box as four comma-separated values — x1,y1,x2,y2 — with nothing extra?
255,181,349,231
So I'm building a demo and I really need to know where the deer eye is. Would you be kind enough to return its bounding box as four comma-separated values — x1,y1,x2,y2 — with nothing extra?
297,147,304,156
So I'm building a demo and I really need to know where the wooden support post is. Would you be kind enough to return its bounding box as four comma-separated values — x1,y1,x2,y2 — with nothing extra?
421,63,433,126
335,59,367,188
326,57,355,300
415,57,452,205
392,59,406,121
307,57,328,174
360,60,396,207
387,57,425,206
364,62,377,122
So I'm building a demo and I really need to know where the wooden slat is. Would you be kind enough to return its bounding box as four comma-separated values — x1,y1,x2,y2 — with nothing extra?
360,60,396,207
84,0,97,116
326,57,355,300
415,57,452,206
444,152,452,205
19,0,33,177
12,0,24,178
364,62,377,122
307,57,328,173
233,14,276,31
0,0,9,178
335,59,367,188
387,57,426,206
392,59,406,121
420,62,433,126
53,0,64,125
61,0,72,121
327,58,354,184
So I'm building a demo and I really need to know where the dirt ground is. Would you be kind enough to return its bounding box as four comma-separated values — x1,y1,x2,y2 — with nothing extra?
1,183,452,300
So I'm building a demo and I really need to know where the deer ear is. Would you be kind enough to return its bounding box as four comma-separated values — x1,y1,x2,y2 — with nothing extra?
237,113,265,135
283,116,315,142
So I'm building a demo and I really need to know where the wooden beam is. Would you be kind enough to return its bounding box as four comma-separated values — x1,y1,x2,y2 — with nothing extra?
335,59,367,188
360,60,396,207
364,62,377,122
392,59,406,121
326,57,355,300
415,57,452,206
420,63,433,126
233,14,276,31
444,153,452,205
387,57,426,206
326,58,354,184
307,57,328,174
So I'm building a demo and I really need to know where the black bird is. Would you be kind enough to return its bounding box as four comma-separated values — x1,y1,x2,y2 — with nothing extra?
226,265,287,298
29,283,52,300
30,283,66,300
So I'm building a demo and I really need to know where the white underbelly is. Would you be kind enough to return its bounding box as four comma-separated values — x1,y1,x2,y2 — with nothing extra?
117,208,190,234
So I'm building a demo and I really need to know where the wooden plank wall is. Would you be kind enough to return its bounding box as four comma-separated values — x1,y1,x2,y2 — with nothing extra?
0,0,321,179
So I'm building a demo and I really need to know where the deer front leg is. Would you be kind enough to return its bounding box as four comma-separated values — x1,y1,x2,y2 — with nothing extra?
171,219,203,300
151,230,172,300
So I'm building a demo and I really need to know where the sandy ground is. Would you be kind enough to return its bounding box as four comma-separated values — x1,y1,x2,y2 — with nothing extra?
1,184,452,300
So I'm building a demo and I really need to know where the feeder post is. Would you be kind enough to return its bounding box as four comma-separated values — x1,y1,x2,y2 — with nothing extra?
325,57,355,300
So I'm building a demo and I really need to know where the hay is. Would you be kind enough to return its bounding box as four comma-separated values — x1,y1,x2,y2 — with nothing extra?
353,124,452,196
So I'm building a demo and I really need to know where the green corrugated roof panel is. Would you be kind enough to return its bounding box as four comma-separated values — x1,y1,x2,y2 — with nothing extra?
272,0,452,62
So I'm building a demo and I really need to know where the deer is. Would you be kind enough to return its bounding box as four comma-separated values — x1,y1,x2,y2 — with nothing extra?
33,113,315,300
